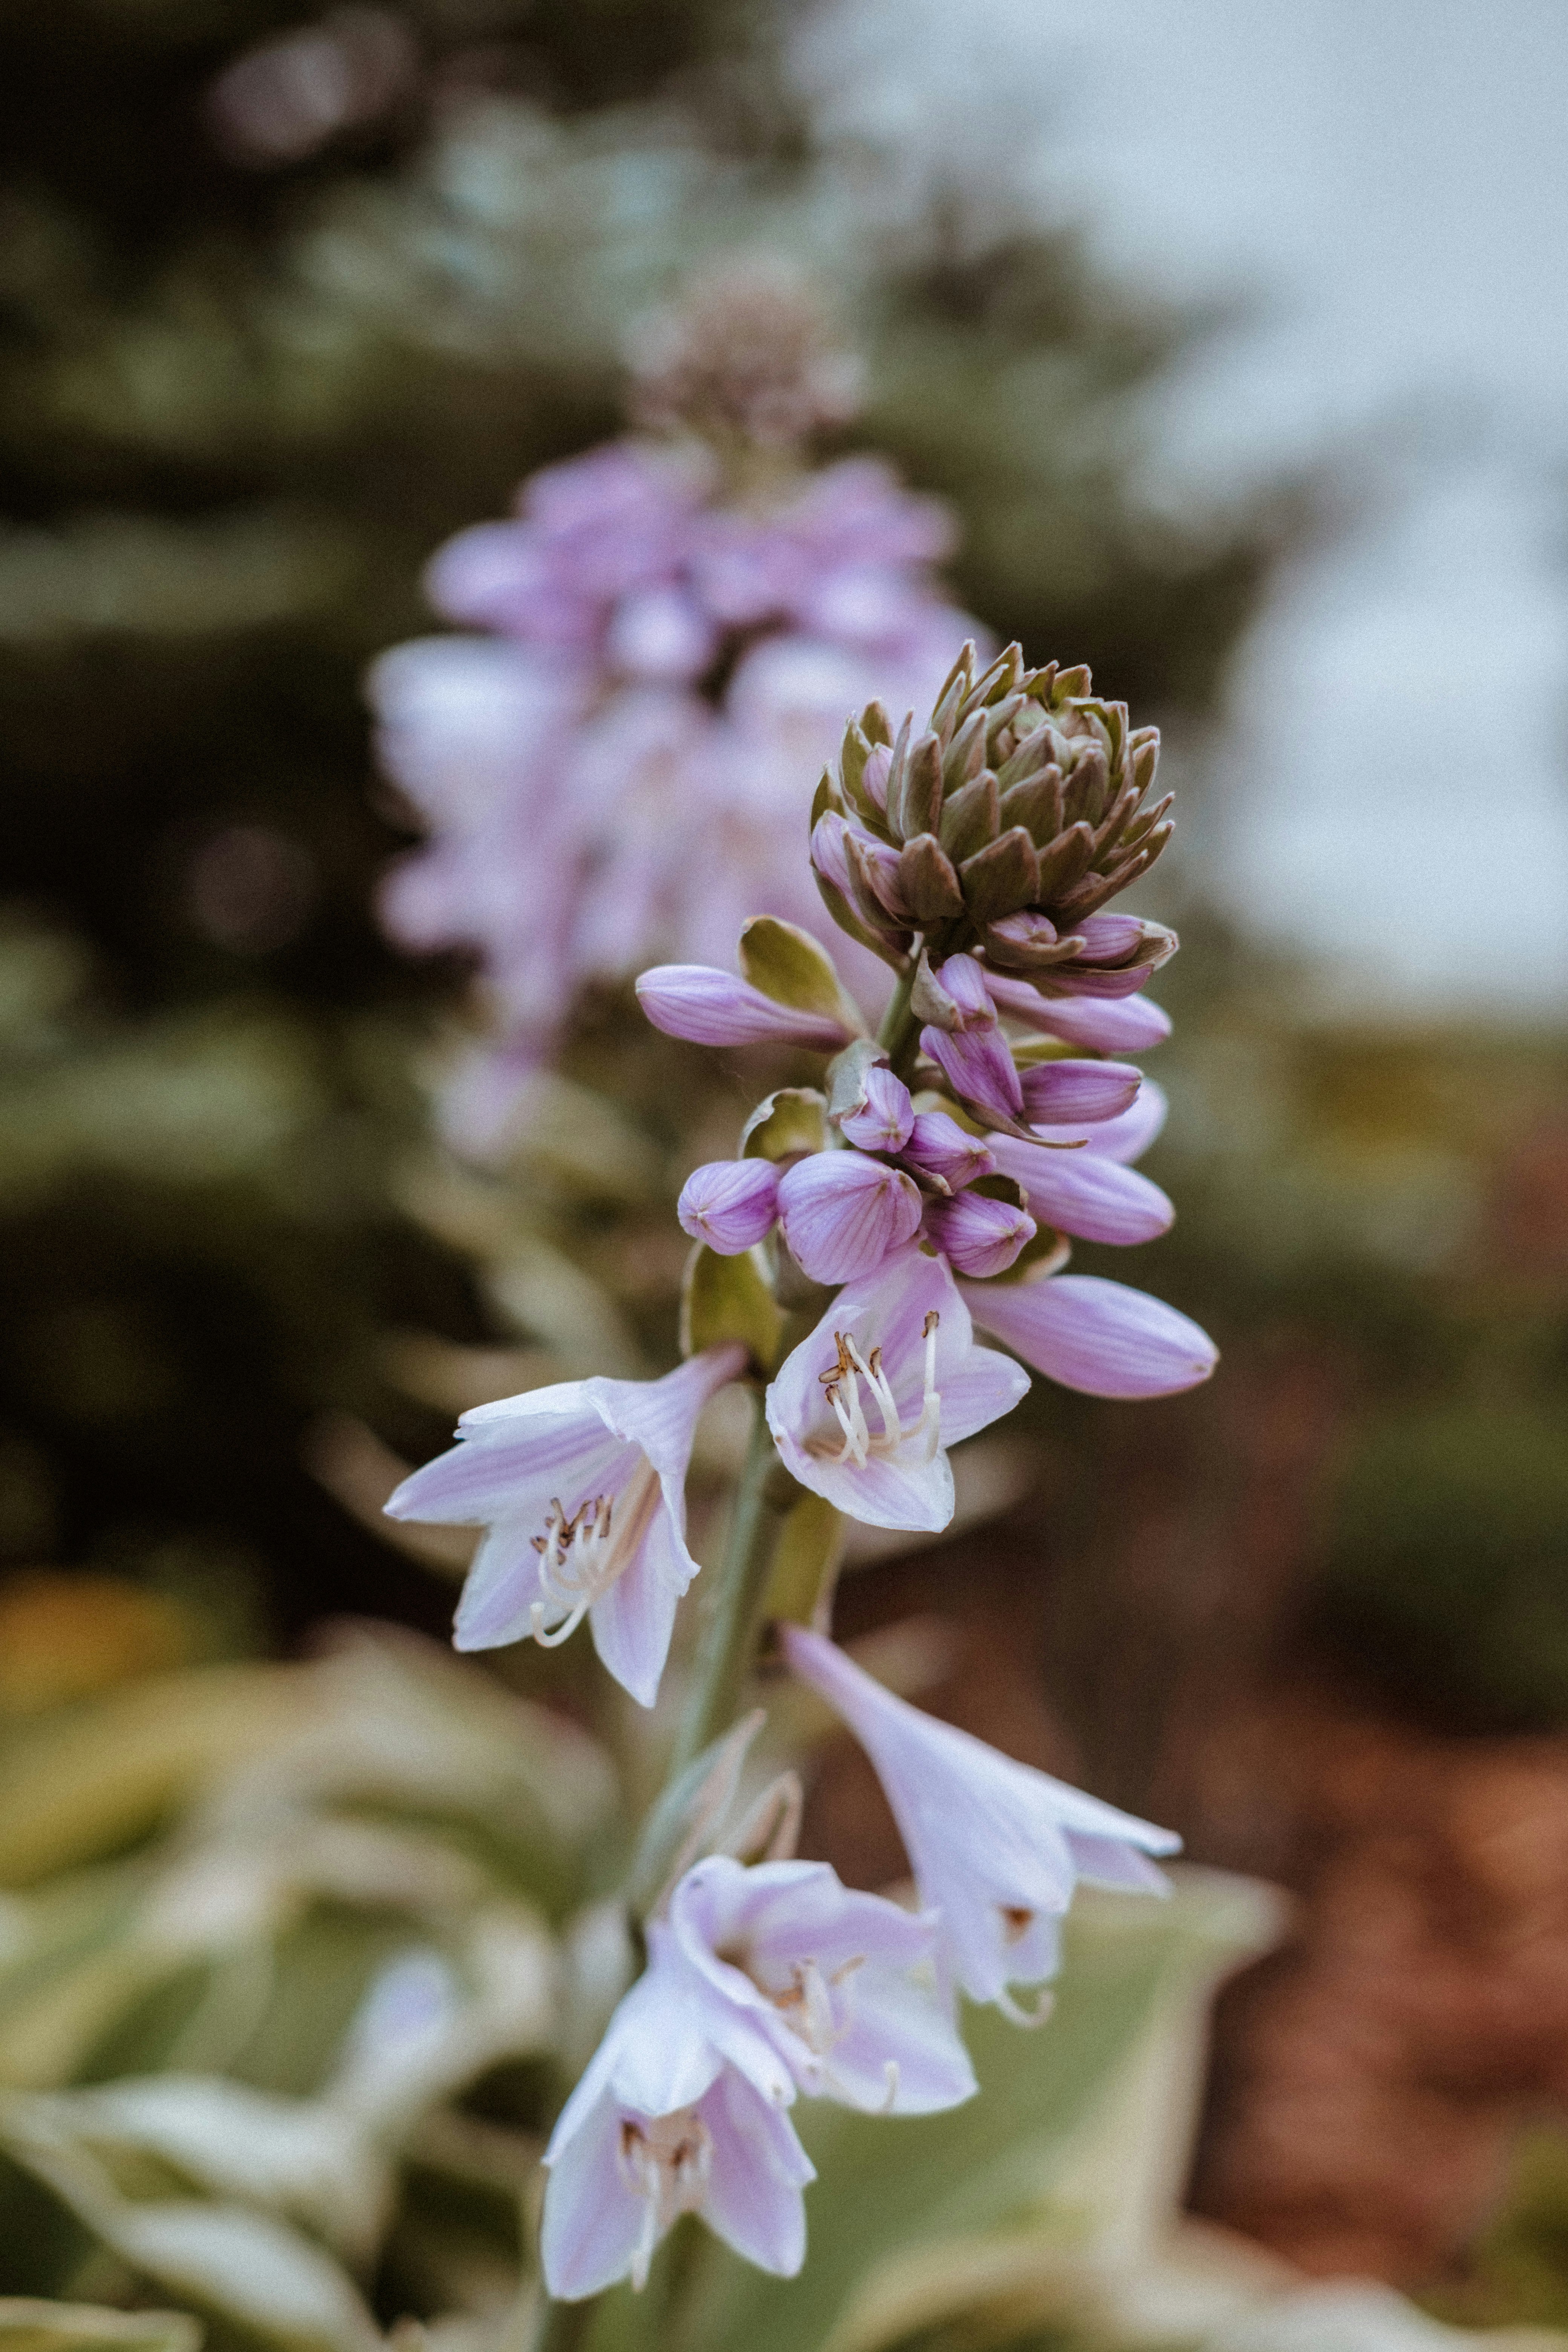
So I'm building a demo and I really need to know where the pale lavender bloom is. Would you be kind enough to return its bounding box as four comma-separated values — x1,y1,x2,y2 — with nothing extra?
780,1627,1180,2019
384,1344,746,1707
924,1189,1036,1279
985,972,1173,1056
776,1153,924,1285
899,1111,995,1194
635,964,855,1052
765,1250,1028,1532
541,1929,810,2298
920,955,1024,1129
986,1132,1174,1246
837,1066,914,1153
678,1160,781,1253
963,1273,1218,1400
372,436,980,1140
668,1855,977,2115
1018,1060,1141,1127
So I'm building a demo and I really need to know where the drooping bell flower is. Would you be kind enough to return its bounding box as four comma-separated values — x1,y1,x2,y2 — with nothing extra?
385,1344,746,1707
667,1855,977,2115
765,1250,1028,1532
780,1627,1180,2021
540,1930,811,2298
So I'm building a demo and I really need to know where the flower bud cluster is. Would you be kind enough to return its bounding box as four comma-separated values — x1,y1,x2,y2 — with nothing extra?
810,639,1176,995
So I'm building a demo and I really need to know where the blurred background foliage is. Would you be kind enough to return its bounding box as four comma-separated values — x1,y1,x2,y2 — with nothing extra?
3,0,1568,2337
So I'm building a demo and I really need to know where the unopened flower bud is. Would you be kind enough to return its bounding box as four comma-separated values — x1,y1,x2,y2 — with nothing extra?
637,964,854,1051
776,1152,923,1284
985,973,1172,1056
1018,1061,1141,1127
900,1111,995,1193
678,1159,781,1253
987,1135,1173,1246
964,1273,1217,1399
918,956,1023,1129
838,1066,914,1153
926,1189,1036,1278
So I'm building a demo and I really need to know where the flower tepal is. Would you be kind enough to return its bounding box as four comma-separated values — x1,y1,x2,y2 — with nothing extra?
766,1250,1028,1533
384,1344,745,1707
781,1627,1180,2020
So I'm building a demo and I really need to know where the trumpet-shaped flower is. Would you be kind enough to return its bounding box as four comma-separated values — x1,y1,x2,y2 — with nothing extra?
765,1250,1028,1531
540,1930,812,2298
668,1855,977,2115
384,1344,745,1707
963,1272,1217,1400
780,1627,1180,2018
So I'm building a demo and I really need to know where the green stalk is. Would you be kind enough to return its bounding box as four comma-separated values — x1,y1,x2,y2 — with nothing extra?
877,954,922,1080
669,1393,793,1776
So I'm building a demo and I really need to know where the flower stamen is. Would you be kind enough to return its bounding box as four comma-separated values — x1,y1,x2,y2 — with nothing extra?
527,1461,661,1644
812,1314,941,1469
617,2109,713,2289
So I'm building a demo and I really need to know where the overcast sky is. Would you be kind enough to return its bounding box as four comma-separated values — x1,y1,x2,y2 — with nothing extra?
802,0,1568,1015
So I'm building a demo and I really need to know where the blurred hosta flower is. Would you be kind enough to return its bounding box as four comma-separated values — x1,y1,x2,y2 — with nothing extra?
385,1344,745,1706
369,272,980,1150
765,1250,1028,1531
781,1627,1180,2020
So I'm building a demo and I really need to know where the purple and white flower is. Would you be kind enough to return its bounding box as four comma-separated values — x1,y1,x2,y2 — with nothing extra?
540,1929,810,2298
384,1345,745,1707
780,1627,1181,2020
765,1250,1028,1532
668,1854,977,2115
984,971,1173,1057
635,963,856,1052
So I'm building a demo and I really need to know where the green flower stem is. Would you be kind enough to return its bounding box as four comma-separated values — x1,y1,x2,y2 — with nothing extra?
877,955,922,1080
669,1392,795,1776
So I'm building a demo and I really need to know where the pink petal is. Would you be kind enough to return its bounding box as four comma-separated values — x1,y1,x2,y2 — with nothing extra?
925,1190,1036,1277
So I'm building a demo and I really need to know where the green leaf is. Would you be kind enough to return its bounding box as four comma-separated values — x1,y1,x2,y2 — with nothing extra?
740,1089,827,1162
0,2305,200,2352
680,1245,781,1374
737,919,864,1037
